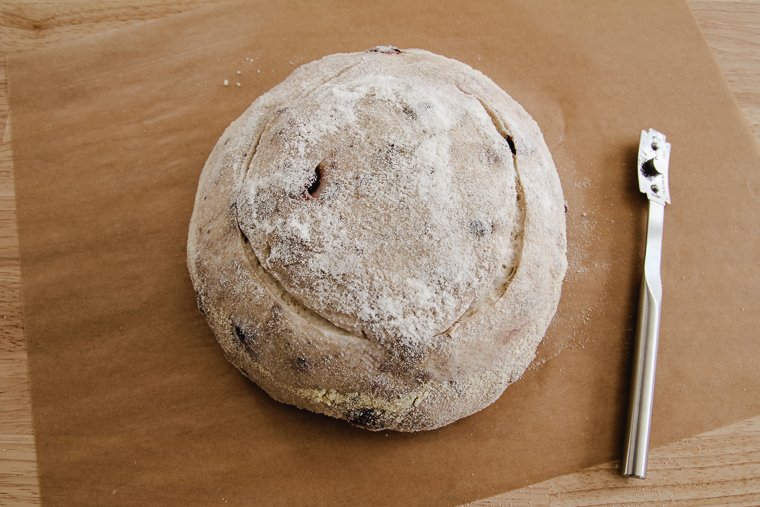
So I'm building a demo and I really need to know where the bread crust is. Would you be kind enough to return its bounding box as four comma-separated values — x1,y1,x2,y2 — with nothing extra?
187,47,567,431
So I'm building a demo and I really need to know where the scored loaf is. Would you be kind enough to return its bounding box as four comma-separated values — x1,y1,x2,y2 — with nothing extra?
187,46,567,431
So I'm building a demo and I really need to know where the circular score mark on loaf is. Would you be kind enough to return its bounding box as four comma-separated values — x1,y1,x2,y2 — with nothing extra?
187,47,567,431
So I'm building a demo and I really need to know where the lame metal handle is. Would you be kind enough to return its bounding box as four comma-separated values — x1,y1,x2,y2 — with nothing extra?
622,201,664,478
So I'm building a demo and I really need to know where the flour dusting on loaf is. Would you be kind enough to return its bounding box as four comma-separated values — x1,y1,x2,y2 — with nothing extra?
188,46,567,431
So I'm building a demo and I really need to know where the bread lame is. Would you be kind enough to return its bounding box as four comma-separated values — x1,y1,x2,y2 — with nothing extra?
622,129,671,478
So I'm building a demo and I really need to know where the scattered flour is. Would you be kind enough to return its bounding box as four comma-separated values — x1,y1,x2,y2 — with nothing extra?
236,54,522,348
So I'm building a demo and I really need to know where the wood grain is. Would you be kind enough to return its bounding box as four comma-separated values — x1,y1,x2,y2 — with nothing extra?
0,1,757,505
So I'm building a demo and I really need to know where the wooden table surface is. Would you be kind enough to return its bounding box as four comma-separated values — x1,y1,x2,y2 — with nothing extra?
0,1,758,505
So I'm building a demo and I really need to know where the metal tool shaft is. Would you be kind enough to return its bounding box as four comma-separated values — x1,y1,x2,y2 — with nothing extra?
622,200,664,478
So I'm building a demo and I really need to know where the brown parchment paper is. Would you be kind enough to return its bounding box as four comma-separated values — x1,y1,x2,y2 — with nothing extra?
8,0,760,505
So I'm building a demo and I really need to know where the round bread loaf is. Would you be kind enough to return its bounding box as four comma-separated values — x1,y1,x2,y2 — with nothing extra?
187,46,566,431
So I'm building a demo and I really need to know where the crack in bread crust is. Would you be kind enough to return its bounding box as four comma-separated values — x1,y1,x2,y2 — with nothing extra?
235,219,363,341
